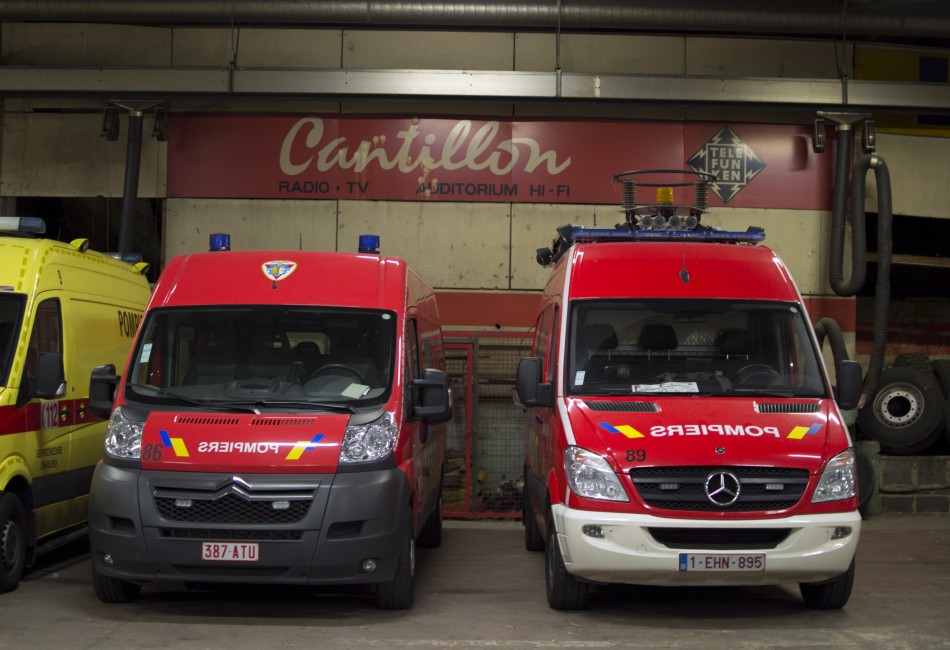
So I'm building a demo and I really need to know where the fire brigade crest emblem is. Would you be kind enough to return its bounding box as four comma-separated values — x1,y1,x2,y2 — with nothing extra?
686,126,765,204
261,260,297,282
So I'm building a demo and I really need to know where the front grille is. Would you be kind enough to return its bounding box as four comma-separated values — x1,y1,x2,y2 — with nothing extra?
755,402,820,413
630,466,809,512
648,527,792,550
585,401,660,412
155,494,311,524
161,528,304,541
174,565,289,578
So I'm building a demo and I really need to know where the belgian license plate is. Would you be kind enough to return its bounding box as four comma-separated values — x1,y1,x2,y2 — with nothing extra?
678,552,765,572
201,542,259,562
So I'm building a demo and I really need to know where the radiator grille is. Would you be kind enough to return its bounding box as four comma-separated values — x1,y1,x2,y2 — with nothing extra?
630,466,809,512
648,527,792,550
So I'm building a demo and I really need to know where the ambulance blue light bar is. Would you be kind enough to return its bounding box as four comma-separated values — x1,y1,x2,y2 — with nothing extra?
569,227,765,244
0,216,46,235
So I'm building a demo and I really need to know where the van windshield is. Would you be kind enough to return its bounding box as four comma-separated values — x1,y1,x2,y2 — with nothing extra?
567,299,829,398
125,306,397,409
0,294,24,388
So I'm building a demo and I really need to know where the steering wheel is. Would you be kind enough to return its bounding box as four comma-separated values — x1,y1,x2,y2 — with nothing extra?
733,364,782,385
307,364,365,384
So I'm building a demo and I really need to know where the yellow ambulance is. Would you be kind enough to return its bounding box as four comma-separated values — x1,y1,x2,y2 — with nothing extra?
0,217,151,591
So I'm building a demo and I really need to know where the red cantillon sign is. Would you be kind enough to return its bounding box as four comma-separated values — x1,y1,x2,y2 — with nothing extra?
167,114,832,209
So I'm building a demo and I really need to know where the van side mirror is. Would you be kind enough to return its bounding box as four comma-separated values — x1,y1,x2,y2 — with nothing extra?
835,359,862,411
15,351,66,409
516,357,554,408
410,368,453,424
89,363,120,420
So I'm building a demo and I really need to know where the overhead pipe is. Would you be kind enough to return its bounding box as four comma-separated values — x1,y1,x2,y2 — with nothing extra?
0,1,948,43
117,108,143,256
821,113,893,402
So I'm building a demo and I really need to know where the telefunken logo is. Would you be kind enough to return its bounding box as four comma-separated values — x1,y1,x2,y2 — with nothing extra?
687,126,765,203
279,117,572,178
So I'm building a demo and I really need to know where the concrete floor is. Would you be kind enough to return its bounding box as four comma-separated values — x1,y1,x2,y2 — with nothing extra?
3,517,949,650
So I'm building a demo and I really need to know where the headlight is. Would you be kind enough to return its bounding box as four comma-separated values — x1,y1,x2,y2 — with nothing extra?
340,411,398,464
105,407,144,459
564,446,629,502
812,449,857,503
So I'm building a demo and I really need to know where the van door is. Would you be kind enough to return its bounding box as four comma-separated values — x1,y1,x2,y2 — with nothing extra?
24,298,75,538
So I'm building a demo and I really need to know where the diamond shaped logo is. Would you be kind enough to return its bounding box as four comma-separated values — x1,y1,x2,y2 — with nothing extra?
687,126,765,204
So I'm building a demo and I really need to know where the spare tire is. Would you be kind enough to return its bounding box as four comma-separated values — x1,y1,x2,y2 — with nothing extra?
857,366,945,455
892,353,933,373
931,359,950,396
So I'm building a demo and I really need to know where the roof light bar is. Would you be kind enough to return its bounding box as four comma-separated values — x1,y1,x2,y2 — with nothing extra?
0,216,46,235
569,227,765,244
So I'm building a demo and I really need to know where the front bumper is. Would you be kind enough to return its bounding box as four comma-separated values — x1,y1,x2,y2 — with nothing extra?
89,462,410,586
552,504,861,586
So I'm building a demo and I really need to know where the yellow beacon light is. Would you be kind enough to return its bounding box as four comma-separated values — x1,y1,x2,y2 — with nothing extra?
657,186,674,205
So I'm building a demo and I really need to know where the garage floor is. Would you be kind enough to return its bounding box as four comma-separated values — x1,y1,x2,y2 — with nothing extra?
4,516,949,649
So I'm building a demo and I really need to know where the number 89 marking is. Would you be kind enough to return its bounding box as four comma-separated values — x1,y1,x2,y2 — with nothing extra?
626,449,646,463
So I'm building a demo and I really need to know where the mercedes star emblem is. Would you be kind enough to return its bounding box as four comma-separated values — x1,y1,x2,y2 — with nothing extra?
705,471,741,506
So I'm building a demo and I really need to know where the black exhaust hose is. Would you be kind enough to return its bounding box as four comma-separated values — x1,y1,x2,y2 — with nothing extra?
815,317,849,369
829,127,867,296
117,110,144,256
858,153,893,398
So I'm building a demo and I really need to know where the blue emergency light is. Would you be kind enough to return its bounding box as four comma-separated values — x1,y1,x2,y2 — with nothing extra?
359,234,381,254
209,233,231,252
0,216,46,235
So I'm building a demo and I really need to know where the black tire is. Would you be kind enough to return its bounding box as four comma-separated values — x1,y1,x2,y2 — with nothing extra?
931,359,950,396
892,353,933,373
376,524,415,610
417,492,443,549
855,448,876,514
545,522,589,610
857,367,945,454
91,562,141,603
523,471,544,552
800,558,855,610
0,492,28,593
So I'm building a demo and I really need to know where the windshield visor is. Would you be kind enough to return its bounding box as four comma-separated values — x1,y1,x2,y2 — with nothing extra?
126,306,397,408
567,299,829,398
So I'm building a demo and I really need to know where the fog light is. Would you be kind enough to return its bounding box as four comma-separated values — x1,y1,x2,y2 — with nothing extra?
831,526,852,540
361,558,378,573
582,524,605,539
103,554,115,566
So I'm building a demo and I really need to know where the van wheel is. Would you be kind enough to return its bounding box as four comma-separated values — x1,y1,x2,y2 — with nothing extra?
545,525,589,610
523,477,544,552
417,493,443,549
376,524,415,610
91,562,141,603
0,492,27,592
799,559,855,610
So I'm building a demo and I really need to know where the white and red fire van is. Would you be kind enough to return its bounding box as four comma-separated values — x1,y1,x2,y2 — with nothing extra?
87,236,451,609
516,171,863,610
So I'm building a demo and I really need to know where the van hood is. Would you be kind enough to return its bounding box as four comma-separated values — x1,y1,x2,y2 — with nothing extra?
140,410,349,473
567,396,839,473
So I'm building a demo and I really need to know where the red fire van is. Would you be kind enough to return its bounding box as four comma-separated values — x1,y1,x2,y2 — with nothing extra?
516,171,863,610
87,238,451,609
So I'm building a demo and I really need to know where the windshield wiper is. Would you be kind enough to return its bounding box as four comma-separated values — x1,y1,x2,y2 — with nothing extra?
127,384,259,412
